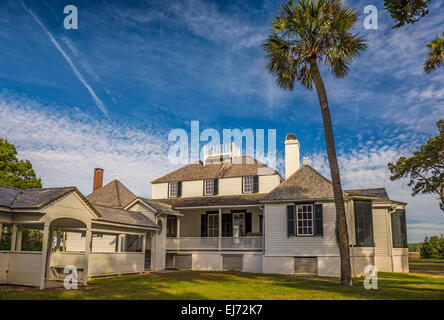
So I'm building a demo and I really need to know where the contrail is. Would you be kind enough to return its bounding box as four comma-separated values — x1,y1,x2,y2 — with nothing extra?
22,2,110,120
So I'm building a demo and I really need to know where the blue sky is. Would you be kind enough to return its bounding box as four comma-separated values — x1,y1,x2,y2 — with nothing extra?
0,0,443,241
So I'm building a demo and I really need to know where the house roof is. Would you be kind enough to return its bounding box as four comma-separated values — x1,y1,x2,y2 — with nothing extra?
156,193,267,208
152,156,281,183
87,180,137,208
93,205,158,229
345,188,390,201
138,197,181,215
0,185,77,209
0,185,101,216
263,165,335,201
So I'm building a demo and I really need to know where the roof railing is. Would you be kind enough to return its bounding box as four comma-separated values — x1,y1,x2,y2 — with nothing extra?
203,142,241,165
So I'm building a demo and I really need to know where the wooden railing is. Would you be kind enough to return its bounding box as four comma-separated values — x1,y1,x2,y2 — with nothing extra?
166,236,263,251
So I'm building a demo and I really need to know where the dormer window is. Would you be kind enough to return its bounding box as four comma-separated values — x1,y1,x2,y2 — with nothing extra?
204,179,218,196
243,176,254,193
168,182,182,197
242,176,259,193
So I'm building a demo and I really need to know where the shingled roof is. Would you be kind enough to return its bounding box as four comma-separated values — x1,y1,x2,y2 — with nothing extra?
138,197,182,215
0,185,78,209
263,165,335,201
152,156,281,183
94,204,158,228
87,180,137,208
156,193,267,208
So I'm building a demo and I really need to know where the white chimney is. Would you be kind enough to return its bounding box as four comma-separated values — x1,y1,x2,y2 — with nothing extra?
113,173,120,181
285,133,300,179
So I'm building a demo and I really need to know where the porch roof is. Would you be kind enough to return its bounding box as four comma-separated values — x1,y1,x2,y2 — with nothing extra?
93,204,158,229
156,193,267,209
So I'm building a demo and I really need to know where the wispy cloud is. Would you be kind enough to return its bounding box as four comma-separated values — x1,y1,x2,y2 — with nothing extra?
21,2,109,119
310,141,443,242
0,91,177,197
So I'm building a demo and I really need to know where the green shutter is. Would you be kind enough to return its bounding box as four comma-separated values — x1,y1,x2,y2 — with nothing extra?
287,205,295,237
314,204,323,236
253,176,259,193
245,212,252,234
354,200,374,247
201,214,207,237
214,179,219,195
177,181,182,197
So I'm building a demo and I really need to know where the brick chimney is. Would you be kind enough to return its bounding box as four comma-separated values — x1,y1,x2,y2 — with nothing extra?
93,168,104,192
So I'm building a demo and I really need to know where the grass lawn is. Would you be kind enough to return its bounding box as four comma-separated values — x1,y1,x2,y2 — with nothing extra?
0,260,443,300
409,258,444,276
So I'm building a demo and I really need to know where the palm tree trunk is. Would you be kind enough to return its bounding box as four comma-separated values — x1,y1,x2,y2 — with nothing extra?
310,59,352,286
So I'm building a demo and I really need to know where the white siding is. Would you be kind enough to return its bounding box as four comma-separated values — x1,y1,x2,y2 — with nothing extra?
264,202,339,256
152,175,280,199
373,208,390,256
259,175,281,193
152,183,168,199
182,180,204,197
65,232,117,253
219,177,242,195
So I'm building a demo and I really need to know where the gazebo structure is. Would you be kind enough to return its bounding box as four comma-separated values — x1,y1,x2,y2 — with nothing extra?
0,185,158,289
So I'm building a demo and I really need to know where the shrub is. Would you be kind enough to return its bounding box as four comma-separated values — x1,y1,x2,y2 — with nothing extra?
420,235,444,258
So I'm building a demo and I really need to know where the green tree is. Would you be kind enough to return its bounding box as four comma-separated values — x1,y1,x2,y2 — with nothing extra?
383,0,443,74
424,32,444,73
420,235,444,258
0,138,42,189
263,0,367,286
384,0,431,28
388,121,444,211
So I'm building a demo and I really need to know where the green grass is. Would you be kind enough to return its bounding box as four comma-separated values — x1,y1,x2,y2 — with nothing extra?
409,258,444,276
1,259,443,300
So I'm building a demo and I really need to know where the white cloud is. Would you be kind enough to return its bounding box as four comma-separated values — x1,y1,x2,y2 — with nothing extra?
310,143,444,242
0,92,177,198
21,2,109,119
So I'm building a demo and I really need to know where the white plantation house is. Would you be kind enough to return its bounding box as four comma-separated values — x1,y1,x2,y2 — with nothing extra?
0,134,409,288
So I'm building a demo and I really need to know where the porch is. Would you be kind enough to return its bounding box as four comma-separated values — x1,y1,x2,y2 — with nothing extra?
165,206,264,251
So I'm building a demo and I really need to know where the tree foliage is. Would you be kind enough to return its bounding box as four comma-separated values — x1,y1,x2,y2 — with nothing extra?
420,235,444,258
384,0,431,28
424,32,444,73
0,137,42,189
388,121,444,211
263,0,367,91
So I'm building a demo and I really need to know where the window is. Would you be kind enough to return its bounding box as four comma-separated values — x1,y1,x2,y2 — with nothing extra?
232,212,245,237
391,209,408,248
208,214,219,237
204,179,214,196
296,205,314,236
167,216,177,237
169,182,181,197
354,200,374,247
243,176,253,193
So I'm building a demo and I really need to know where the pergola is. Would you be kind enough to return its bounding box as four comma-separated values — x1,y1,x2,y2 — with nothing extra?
0,186,158,289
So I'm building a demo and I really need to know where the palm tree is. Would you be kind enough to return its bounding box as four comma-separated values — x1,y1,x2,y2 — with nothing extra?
424,31,444,73
263,0,367,286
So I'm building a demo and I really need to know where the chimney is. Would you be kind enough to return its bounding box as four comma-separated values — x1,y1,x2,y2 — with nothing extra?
284,134,300,179
93,168,104,192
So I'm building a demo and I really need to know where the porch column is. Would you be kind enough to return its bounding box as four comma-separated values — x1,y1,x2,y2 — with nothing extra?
142,234,147,252
10,224,17,251
218,208,222,251
0,223,2,247
56,227,61,252
16,227,22,251
39,223,50,289
117,234,122,252
83,226,92,286
177,216,181,239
